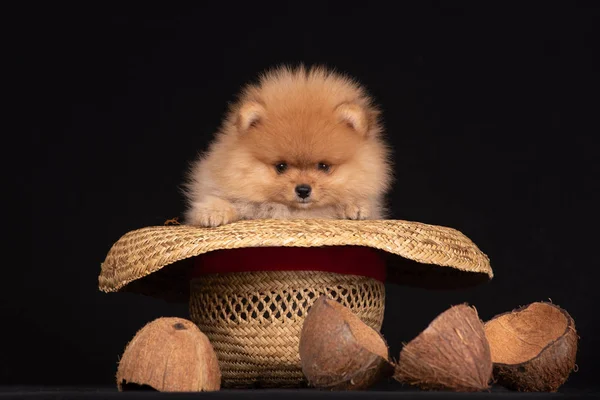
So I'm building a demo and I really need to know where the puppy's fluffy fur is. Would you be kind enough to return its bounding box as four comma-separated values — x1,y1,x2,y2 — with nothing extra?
183,65,393,227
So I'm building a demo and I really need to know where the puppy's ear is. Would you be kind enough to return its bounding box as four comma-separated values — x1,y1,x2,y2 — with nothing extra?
236,101,265,132
335,102,370,136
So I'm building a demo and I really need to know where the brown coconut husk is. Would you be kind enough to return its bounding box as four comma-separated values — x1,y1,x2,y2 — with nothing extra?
484,301,578,392
299,295,393,390
116,317,221,392
393,304,493,392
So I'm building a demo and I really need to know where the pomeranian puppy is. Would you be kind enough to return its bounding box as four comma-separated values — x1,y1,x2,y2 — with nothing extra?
182,65,393,227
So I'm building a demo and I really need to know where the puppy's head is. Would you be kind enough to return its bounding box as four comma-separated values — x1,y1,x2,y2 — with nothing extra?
210,65,392,209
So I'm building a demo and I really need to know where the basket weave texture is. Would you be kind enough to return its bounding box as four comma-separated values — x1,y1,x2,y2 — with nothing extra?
189,270,385,388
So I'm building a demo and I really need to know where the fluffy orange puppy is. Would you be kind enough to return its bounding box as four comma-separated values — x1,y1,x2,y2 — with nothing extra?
183,65,393,227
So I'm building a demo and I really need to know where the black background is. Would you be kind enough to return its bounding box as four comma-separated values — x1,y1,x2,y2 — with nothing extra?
20,1,599,394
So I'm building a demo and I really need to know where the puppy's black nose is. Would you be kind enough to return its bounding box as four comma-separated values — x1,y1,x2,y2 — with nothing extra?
295,184,312,199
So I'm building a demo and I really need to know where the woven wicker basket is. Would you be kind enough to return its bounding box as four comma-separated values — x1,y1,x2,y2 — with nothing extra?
189,270,385,388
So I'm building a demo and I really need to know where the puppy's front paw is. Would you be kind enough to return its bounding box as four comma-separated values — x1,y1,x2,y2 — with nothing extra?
187,198,239,227
194,208,238,227
340,203,370,220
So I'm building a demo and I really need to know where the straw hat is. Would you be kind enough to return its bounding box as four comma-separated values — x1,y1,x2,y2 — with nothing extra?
99,218,493,388
98,218,493,302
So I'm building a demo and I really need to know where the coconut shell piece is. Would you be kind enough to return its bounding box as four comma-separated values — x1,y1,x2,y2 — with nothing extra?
299,295,393,390
484,301,578,392
393,304,492,392
116,317,221,392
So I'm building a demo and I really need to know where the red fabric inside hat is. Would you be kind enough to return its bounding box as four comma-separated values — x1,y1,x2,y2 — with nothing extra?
191,246,387,282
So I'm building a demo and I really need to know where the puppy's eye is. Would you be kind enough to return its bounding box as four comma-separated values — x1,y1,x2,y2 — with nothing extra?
275,162,288,174
317,162,331,172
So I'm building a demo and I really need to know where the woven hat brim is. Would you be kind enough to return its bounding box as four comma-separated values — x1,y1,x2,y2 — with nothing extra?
98,219,492,302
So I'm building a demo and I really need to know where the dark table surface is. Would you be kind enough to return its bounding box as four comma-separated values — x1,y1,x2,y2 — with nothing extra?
1,386,599,400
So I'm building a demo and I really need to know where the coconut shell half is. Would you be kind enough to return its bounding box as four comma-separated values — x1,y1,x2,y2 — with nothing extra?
116,317,221,392
484,301,578,392
299,295,393,390
393,304,493,392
